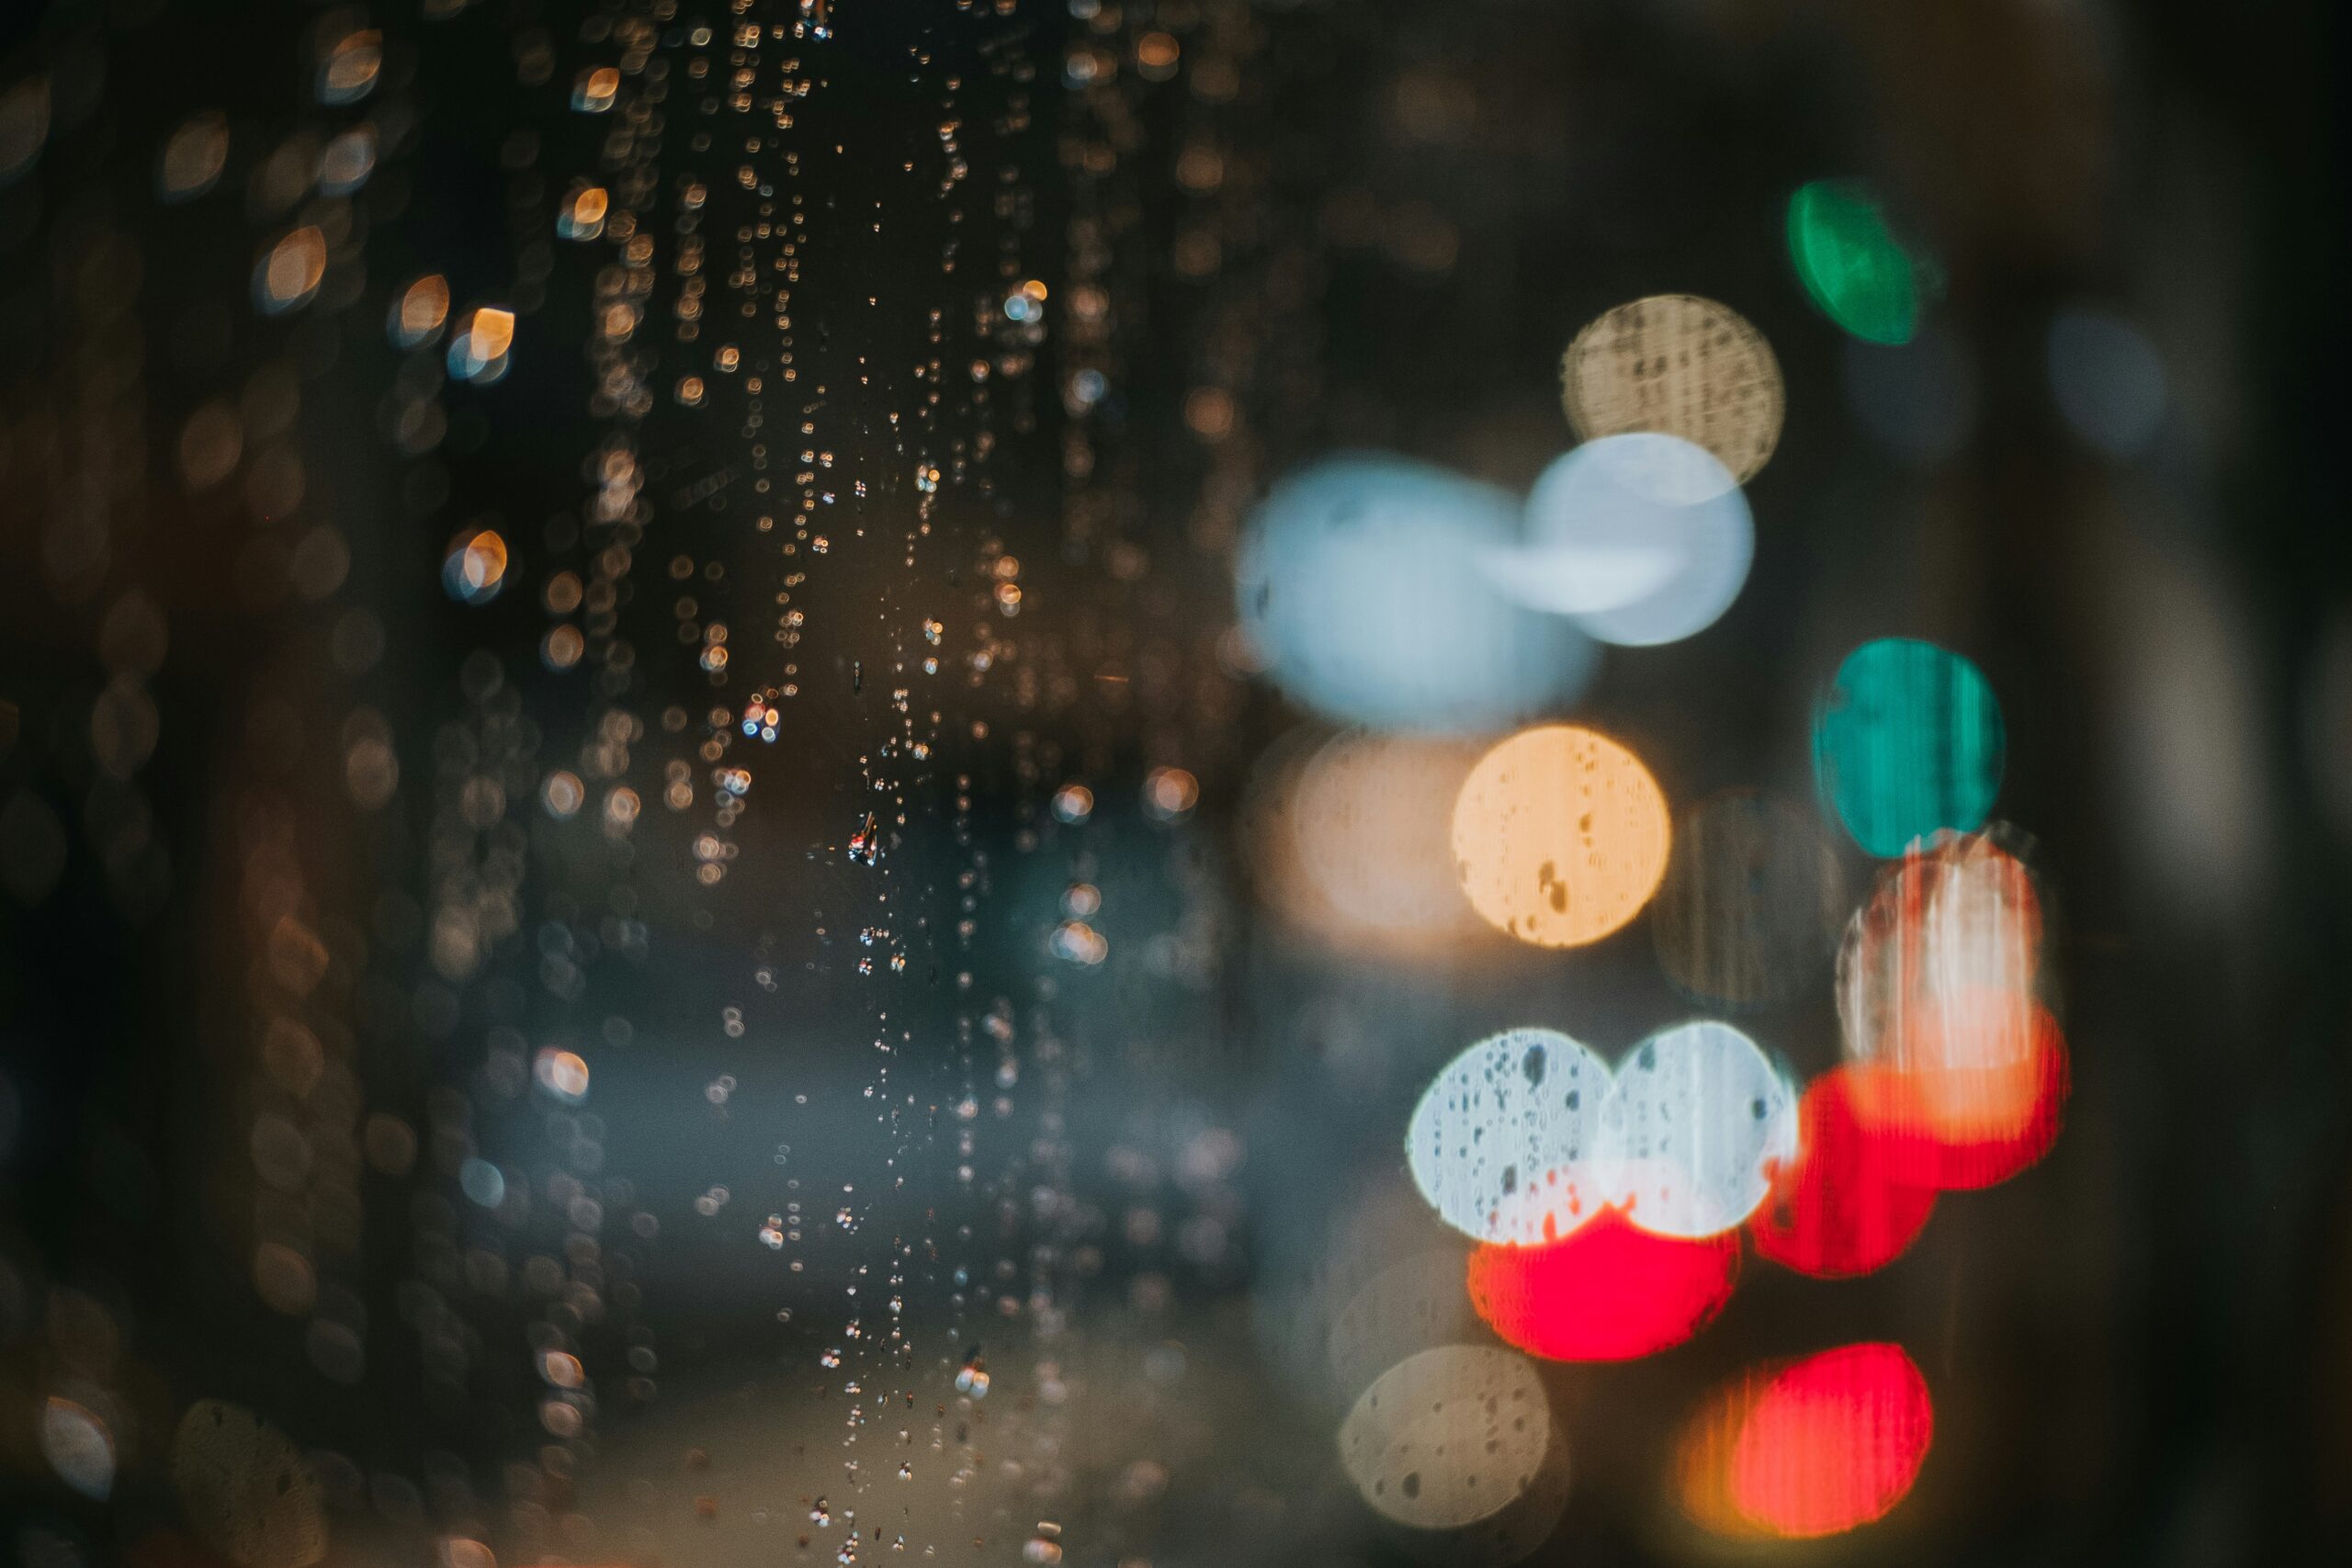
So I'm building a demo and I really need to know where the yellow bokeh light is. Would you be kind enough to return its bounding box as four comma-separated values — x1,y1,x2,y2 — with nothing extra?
1451,724,1672,947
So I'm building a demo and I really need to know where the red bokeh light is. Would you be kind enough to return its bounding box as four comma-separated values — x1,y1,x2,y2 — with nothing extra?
1465,1207,1738,1361
1751,1066,1936,1277
1727,1342,1934,1537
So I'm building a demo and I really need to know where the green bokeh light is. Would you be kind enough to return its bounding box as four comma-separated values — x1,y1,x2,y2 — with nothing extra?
1787,181,1922,346
1813,637,2005,857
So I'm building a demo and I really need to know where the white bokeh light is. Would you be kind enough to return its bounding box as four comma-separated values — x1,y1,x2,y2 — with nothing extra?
1407,1027,1610,1246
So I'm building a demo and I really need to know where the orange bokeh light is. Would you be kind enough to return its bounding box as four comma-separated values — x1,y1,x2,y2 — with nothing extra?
1836,832,2065,1190
1841,833,2042,1075
1848,1002,2069,1190
1451,724,1672,948
1465,1207,1736,1361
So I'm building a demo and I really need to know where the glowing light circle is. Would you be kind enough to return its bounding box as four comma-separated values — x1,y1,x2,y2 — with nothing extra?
1813,637,2005,857
1292,731,1485,942
1678,1342,1934,1540
1237,455,1599,733
1787,181,1925,346
1466,1208,1737,1362
1848,1007,2069,1191
1489,434,1753,646
1729,1343,1933,1538
1406,1027,1610,1246
1560,294,1783,483
1337,1345,1557,1533
1749,1066,1936,1279
1451,724,1673,949
1599,1020,1798,1240
2048,306,2166,457
1838,835,2043,1085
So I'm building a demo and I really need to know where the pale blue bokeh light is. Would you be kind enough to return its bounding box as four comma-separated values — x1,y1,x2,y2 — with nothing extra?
1494,434,1754,647
1238,455,1598,732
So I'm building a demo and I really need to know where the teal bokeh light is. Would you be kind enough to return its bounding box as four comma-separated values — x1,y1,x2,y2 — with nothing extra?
1813,637,2005,856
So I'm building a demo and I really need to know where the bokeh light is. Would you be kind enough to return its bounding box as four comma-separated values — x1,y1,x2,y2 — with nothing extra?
1813,637,2006,857
1237,455,1598,733
1337,1345,1563,1534
157,111,230,201
1559,294,1784,483
1284,730,1486,948
1787,181,1928,346
390,275,451,349
1839,834,2042,1094
170,1401,328,1568
1600,1020,1797,1239
253,227,327,316
534,1046,591,1103
1494,434,1753,646
1837,835,2067,1188
1466,1207,1737,1361
1451,724,1672,948
40,1396,114,1501
1651,790,1845,1010
1407,1027,1609,1245
1847,1008,2069,1190
447,306,516,384
2048,306,2167,457
1678,1343,1933,1540
442,527,509,605
1749,1066,1937,1278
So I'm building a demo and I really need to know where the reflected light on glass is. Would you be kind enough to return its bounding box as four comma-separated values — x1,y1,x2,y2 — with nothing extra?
1787,181,1928,346
1490,434,1752,645
1813,637,2005,857
1466,1208,1736,1362
1749,1066,1936,1278
1559,294,1784,484
1451,724,1672,949
1406,1027,1609,1246
1600,1020,1797,1239
1236,455,1598,733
